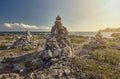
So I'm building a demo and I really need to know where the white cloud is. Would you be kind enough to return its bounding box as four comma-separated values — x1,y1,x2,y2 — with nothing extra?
4,23,50,31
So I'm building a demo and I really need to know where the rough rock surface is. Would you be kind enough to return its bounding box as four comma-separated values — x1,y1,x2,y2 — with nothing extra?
80,31,106,55
0,73,23,79
0,16,79,79
0,52,81,79
87,31,106,49
11,30,36,49
42,15,74,60
111,33,120,42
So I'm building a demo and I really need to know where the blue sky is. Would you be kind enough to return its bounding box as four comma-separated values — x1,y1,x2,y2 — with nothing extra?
0,0,120,31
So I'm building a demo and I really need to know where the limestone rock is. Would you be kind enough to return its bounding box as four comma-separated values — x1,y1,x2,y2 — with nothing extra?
111,33,120,42
0,73,21,79
0,16,76,79
42,15,74,60
0,51,77,79
88,31,106,49
42,50,53,60
11,30,36,49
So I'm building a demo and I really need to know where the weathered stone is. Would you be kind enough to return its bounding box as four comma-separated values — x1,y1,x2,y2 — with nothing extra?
111,33,120,42
13,64,25,73
0,73,21,79
13,64,21,72
11,30,36,49
42,50,53,59
87,31,106,49
53,49,61,57
64,69,71,75
0,16,77,79
42,15,74,60
0,63,13,73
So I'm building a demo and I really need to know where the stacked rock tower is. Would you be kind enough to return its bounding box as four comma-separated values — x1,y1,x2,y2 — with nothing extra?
42,15,74,60
12,30,33,48
88,31,106,49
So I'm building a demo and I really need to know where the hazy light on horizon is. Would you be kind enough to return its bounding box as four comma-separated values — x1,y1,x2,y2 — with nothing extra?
67,0,120,31
0,0,120,32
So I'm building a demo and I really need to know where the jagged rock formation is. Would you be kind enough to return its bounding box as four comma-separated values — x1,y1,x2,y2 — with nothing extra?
42,15,74,60
88,31,106,49
11,30,36,49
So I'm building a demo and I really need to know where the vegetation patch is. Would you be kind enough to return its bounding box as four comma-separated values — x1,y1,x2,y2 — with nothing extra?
71,58,120,79
70,36,87,44
0,43,6,48
90,49,120,65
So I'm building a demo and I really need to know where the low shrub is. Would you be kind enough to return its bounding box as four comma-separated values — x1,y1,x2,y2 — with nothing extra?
70,36,86,44
70,58,120,79
0,43,6,48
90,49,120,65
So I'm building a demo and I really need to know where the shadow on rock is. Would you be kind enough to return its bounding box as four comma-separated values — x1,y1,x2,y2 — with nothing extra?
0,51,57,76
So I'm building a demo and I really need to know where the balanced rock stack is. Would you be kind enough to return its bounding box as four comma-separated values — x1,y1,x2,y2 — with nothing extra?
12,30,33,48
111,33,120,42
88,31,106,49
42,15,74,60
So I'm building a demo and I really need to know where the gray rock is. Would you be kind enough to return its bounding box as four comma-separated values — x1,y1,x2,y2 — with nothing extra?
13,64,25,73
42,50,53,59
87,31,106,49
42,15,74,60
11,30,36,49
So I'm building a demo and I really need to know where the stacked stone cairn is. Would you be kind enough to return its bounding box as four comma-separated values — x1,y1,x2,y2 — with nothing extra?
87,31,106,49
12,30,35,49
42,15,74,60
111,33,120,42
0,16,76,79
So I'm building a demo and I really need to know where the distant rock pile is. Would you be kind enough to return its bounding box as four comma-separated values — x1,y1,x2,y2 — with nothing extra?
11,30,36,49
80,31,106,55
88,31,106,49
42,15,74,60
111,33,120,42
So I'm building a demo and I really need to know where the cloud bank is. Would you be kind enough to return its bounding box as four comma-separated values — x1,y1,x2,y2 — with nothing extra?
4,23,50,31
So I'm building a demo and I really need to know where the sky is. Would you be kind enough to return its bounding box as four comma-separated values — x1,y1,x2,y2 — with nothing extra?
0,0,120,32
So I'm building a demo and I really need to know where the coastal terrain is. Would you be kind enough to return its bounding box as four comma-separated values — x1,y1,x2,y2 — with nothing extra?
0,16,120,79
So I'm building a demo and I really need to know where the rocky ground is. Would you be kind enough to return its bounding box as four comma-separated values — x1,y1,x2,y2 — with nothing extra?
0,34,120,79
0,34,86,79
0,16,87,79
0,16,120,79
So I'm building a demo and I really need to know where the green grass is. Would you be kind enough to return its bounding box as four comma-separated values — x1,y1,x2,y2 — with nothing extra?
5,37,12,40
1,34,120,79
0,43,6,48
70,36,87,44
71,58,120,79
90,49,120,65
4,36,14,40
